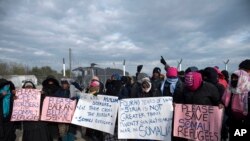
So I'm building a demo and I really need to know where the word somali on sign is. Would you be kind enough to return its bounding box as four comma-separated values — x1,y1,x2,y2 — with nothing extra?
118,97,173,141
173,104,223,141
41,96,76,123
11,89,41,121
71,93,119,135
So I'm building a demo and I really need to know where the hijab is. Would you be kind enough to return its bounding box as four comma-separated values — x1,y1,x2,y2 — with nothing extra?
185,72,203,91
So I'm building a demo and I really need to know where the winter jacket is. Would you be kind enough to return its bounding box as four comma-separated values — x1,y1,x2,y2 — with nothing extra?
161,79,184,103
183,81,220,106
130,82,153,98
151,78,163,97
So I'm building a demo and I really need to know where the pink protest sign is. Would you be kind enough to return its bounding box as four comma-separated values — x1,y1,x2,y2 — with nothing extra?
41,96,76,123
173,104,223,141
11,89,41,121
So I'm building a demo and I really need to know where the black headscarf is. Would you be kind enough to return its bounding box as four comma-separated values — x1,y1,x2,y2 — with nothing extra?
42,75,60,96
22,81,36,89
203,67,218,85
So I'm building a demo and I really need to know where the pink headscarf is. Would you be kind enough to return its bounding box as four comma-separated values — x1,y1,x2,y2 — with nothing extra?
185,72,202,91
232,70,250,115
214,67,228,88
89,80,100,87
167,67,178,77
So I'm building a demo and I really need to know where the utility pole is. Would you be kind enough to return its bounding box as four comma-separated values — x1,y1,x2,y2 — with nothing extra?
69,48,72,78
123,59,126,76
63,58,66,77
224,59,229,71
177,58,183,71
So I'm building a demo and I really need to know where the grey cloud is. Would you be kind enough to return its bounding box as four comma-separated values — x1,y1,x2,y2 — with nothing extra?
0,0,249,75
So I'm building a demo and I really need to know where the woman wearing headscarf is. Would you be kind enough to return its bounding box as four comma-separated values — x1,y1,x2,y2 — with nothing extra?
203,67,230,140
161,67,184,141
130,74,153,141
131,73,153,98
42,75,60,97
151,67,163,97
85,80,103,141
42,75,60,141
183,72,220,106
22,81,51,141
105,73,123,97
227,69,250,140
161,67,184,103
221,70,229,83
0,79,16,141
214,67,228,89
203,67,226,103
54,80,77,141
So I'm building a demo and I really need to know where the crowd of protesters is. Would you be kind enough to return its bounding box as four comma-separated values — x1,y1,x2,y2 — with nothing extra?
0,58,249,141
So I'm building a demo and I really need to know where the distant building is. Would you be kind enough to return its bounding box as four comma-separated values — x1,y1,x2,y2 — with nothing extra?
1,75,38,88
73,66,129,88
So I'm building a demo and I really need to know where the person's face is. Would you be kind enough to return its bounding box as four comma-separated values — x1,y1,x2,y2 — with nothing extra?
153,73,160,79
142,81,149,89
48,81,54,85
62,83,69,89
25,85,33,89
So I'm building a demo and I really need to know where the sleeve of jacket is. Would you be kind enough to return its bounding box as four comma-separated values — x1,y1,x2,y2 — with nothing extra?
173,80,185,103
208,83,221,106
130,83,139,98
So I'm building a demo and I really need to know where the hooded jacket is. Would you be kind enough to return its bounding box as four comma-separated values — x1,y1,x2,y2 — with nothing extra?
203,67,225,101
0,79,15,138
183,72,220,106
42,76,60,97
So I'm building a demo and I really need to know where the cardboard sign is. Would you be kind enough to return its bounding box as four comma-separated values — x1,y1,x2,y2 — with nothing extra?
41,96,76,123
11,89,41,121
118,97,173,140
71,93,119,135
173,104,223,141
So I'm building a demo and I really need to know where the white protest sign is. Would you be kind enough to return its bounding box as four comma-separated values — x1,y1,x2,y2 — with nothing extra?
71,93,119,135
118,97,173,140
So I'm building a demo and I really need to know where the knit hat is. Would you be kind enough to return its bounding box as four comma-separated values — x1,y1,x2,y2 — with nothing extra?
167,67,178,78
153,67,161,74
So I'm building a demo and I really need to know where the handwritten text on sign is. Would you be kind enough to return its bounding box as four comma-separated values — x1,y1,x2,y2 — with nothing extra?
41,97,76,123
71,94,119,135
118,97,173,140
173,104,223,141
11,89,41,121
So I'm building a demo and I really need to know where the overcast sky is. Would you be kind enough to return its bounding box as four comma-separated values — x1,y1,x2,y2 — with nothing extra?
0,0,249,75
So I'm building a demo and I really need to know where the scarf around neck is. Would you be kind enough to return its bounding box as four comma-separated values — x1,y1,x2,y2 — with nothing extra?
166,77,179,94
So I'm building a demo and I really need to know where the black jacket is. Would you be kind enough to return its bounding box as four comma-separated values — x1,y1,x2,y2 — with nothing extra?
151,78,163,97
161,79,184,103
183,81,220,106
105,80,123,96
